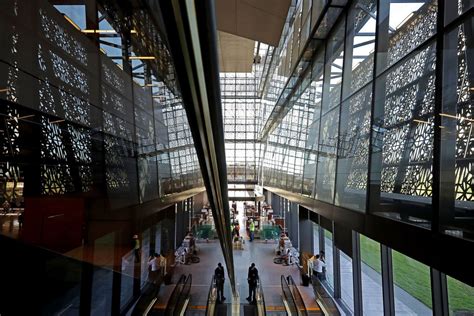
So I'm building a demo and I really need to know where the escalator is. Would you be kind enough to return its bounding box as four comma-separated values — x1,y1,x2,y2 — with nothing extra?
242,280,266,316
311,277,340,315
204,276,266,316
204,276,227,315
137,274,191,316
131,275,163,316
281,275,307,316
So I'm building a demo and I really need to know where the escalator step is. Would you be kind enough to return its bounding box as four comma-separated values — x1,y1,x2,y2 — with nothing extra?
242,304,257,316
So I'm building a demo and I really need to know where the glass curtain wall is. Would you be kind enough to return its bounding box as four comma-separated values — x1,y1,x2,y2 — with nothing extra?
447,275,474,314
259,0,473,238
222,72,260,182
392,250,433,314
360,234,384,316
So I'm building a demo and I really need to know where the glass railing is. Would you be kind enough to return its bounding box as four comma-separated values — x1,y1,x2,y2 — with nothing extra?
205,276,217,316
281,275,310,316
164,274,186,315
176,274,192,314
255,279,267,316
281,275,299,315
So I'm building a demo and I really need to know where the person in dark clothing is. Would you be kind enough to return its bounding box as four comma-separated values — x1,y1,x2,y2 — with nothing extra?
246,263,259,303
132,234,140,263
214,263,226,303
17,211,24,229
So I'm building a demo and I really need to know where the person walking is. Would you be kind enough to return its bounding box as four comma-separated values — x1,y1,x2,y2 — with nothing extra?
246,263,259,303
214,263,226,303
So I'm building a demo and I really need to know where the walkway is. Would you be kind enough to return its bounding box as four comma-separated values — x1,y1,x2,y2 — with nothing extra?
166,201,321,315
0,211,21,238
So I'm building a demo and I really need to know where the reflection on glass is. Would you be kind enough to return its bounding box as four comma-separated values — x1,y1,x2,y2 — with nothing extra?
343,0,377,97
440,17,474,239
377,0,437,73
371,40,436,226
323,229,334,289
316,107,339,203
91,233,115,314
120,252,134,308
336,84,371,211
302,53,324,196
445,0,474,25
141,228,150,288
313,222,320,255
323,20,345,113
392,250,433,315
447,275,474,314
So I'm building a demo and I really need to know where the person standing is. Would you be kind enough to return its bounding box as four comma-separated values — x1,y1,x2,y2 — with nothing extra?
246,263,259,303
148,253,160,284
132,234,141,263
249,219,255,242
214,263,226,303
312,254,326,283
3,200,10,215
18,211,24,229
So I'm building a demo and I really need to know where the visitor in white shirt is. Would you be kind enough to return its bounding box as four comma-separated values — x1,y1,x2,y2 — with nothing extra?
148,253,160,284
312,254,326,282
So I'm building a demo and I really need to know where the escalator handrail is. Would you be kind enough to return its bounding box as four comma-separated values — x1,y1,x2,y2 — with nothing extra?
281,275,298,316
164,274,187,315
287,275,308,316
255,279,266,316
205,275,217,316
131,272,164,316
175,274,192,315
311,277,341,316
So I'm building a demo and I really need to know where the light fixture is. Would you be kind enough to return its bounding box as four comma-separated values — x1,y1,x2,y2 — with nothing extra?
130,56,156,60
49,119,65,124
81,29,137,34
6,114,35,121
63,14,80,31
440,113,474,123
0,88,10,93
413,119,430,124
397,12,415,29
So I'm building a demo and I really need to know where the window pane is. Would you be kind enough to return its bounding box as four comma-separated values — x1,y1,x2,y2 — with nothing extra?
445,0,474,25
336,84,371,211
343,0,377,97
371,41,436,227
447,275,474,314
340,250,354,313
360,234,383,316
315,107,339,203
392,250,433,315
323,21,345,113
440,16,474,240
323,229,334,289
377,0,437,73
313,222,320,255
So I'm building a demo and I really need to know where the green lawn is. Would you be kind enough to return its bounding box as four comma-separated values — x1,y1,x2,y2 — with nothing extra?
359,235,474,313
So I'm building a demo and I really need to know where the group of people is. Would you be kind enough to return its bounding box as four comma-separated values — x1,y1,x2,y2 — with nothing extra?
213,262,260,304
